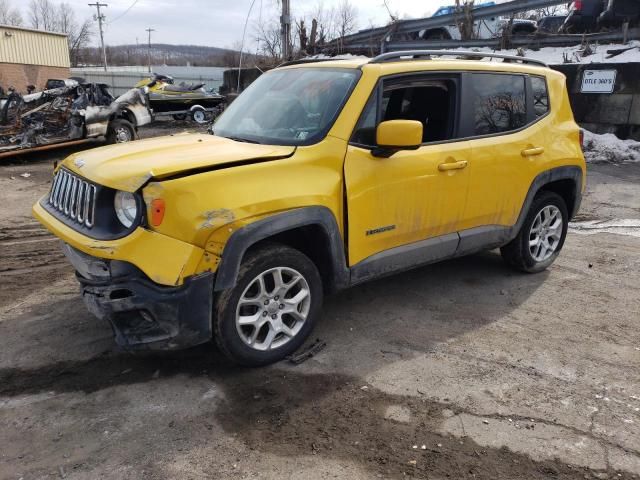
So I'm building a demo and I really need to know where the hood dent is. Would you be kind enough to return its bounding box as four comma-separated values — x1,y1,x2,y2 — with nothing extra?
62,134,297,192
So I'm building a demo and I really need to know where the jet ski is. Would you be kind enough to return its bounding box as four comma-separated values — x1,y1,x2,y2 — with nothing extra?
136,73,224,123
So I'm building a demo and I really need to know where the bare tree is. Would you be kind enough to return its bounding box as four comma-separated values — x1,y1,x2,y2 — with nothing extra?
308,18,318,53
25,1,93,65
58,3,93,65
454,0,475,41
296,19,308,53
254,19,282,63
28,0,57,30
0,0,23,25
335,0,357,39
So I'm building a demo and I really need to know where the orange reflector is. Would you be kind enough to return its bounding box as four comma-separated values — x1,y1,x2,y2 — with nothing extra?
150,199,165,226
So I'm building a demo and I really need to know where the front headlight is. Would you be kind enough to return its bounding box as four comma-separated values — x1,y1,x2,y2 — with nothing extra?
114,191,138,228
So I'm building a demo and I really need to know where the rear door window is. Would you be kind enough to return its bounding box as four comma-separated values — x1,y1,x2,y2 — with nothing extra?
470,73,527,135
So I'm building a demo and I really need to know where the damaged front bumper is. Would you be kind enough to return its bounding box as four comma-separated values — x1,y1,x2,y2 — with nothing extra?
64,245,214,350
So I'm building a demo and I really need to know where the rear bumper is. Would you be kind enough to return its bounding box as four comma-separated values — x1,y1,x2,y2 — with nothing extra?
66,245,214,350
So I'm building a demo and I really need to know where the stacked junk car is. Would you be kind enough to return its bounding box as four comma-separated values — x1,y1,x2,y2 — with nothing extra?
0,79,152,158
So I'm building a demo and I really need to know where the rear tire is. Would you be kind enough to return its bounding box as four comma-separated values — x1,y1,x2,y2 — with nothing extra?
213,244,323,366
106,118,137,144
501,191,568,273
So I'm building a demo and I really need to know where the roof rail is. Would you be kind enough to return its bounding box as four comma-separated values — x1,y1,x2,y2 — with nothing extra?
278,58,340,67
369,50,548,67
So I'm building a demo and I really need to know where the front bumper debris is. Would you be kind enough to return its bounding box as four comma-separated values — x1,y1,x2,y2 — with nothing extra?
66,245,214,350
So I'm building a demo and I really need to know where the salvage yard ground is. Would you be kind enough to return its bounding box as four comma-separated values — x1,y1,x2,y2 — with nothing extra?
1,122,639,479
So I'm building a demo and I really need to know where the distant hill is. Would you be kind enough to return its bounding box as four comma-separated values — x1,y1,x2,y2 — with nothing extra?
78,43,247,68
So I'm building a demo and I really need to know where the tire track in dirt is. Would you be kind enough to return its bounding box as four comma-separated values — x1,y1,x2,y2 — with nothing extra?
0,219,70,309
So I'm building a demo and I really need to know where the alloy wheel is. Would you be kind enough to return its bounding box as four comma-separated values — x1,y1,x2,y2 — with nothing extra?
235,267,311,351
528,205,563,262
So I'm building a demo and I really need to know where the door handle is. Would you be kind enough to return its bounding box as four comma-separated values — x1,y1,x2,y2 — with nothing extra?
438,160,468,171
521,146,545,157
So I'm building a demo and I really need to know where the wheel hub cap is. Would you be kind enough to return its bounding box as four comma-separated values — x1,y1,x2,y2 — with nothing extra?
235,267,311,351
115,127,130,143
528,205,563,262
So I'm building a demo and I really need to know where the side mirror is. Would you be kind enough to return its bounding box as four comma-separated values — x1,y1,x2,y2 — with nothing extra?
373,120,423,158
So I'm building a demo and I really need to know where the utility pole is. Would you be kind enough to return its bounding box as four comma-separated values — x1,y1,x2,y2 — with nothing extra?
146,27,155,73
280,0,291,60
88,3,108,71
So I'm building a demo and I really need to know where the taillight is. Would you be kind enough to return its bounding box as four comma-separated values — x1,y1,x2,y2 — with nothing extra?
573,0,583,10
579,129,584,150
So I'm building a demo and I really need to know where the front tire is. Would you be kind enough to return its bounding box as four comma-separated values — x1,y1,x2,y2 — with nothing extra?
106,118,137,144
501,191,568,273
213,244,323,366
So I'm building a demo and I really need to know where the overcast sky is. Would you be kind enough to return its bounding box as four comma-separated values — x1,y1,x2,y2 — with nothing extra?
20,0,446,49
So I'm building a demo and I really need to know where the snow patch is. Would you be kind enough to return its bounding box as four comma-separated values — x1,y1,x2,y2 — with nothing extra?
304,53,369,61
448,41,640,65
583,130,640,164
569,219,640,238
308,41,640,65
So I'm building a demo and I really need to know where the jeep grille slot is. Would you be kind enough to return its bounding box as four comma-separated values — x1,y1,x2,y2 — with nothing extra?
49,170,96,228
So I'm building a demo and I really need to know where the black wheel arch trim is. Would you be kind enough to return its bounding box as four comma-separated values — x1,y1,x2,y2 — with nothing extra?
508,165,583,243
213,206,350,292
213,168,581,293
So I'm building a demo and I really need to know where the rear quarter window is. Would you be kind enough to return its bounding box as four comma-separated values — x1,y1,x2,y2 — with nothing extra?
531,76,550,117
471,73,527,135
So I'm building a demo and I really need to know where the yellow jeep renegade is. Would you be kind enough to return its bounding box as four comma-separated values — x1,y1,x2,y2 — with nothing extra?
33,51,586,365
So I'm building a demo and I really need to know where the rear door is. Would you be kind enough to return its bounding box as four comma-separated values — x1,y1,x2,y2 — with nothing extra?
457,72,549,234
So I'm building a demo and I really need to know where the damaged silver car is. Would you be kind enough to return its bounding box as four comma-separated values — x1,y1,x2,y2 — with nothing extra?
0,79,152,158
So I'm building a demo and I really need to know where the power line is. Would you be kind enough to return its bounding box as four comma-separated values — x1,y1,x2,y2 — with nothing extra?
88,2,108,71
237,0,259,92
108,0,139,24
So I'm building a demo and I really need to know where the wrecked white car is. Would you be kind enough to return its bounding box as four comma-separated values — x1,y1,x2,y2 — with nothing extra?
0,79,152,158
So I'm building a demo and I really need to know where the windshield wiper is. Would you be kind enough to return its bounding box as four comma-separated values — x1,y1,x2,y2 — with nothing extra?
225,135,261,144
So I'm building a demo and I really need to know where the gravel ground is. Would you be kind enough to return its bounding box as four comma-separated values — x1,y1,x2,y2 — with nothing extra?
0,123,639,480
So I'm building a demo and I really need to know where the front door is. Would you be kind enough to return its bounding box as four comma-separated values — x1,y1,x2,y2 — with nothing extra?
344,74,471,267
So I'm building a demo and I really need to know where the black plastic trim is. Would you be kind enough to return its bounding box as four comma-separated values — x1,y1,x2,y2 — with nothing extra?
79,270,214,350
350,233,459,285
508,165,583,242
214,206,350,292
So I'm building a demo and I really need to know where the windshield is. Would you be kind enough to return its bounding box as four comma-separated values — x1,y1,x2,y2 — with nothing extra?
212,68,360,145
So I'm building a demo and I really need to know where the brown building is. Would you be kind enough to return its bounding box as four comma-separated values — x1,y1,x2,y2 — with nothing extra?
0,25,70,94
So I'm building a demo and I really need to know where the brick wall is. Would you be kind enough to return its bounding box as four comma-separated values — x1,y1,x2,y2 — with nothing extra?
0,63,70,94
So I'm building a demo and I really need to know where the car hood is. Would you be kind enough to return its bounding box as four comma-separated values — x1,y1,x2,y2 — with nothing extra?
63,133,296,192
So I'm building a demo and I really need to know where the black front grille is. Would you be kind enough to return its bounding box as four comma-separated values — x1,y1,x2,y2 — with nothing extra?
48,169,97,228
43,168,144,240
